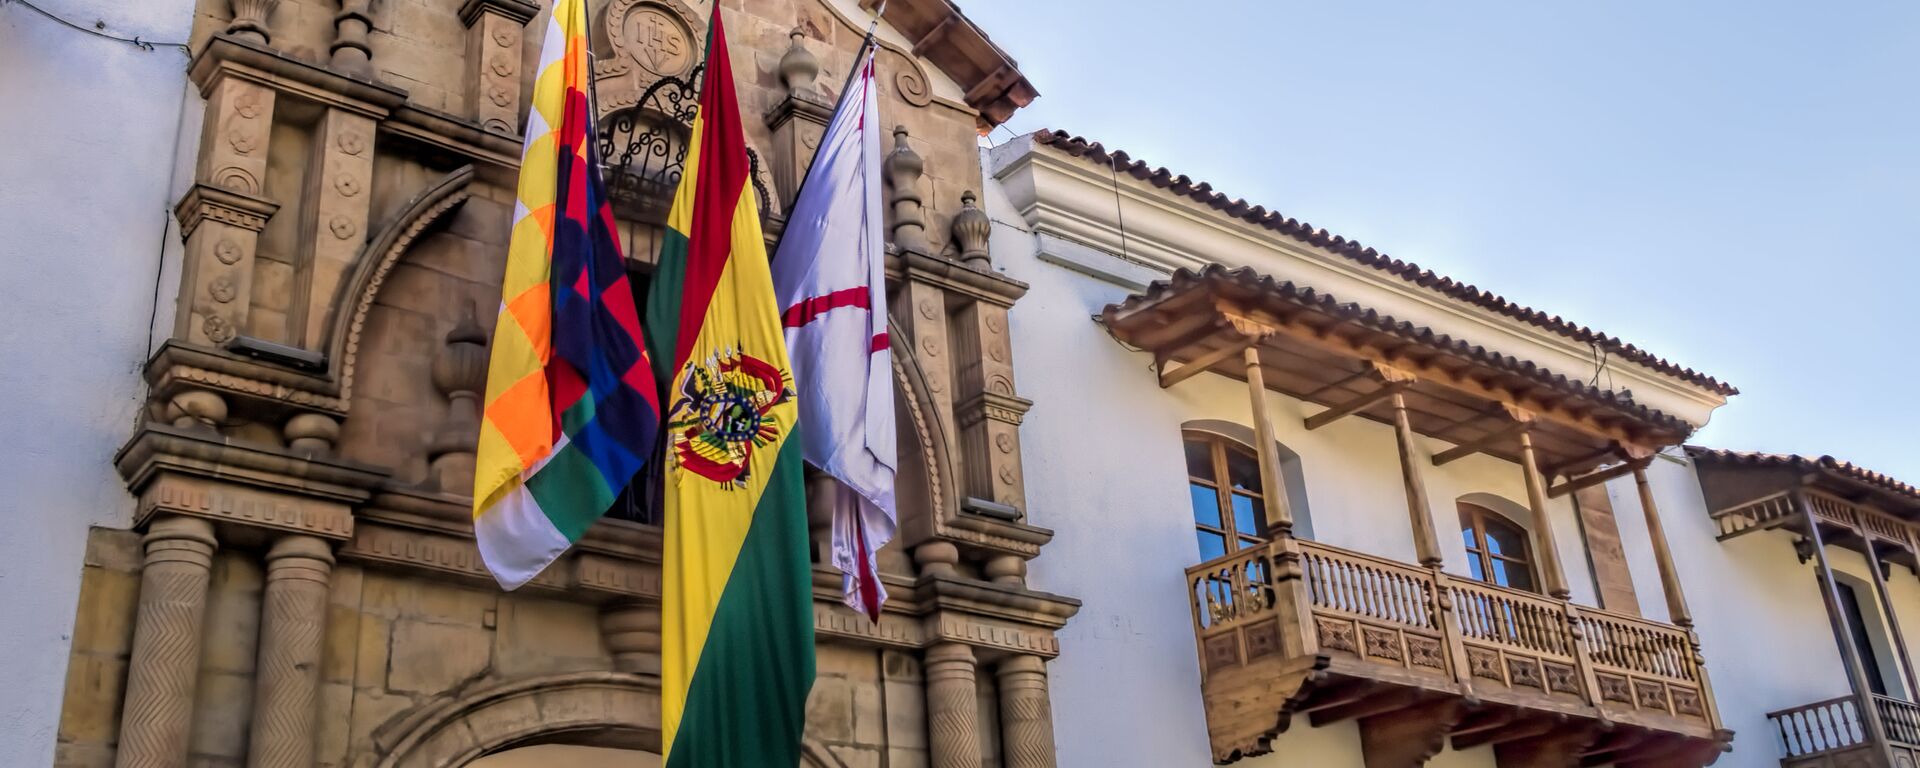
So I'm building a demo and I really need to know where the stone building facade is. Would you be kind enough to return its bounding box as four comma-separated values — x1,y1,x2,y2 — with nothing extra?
46,0,1075,766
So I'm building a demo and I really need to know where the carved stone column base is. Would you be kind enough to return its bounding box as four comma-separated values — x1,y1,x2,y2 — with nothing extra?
116,515,218,768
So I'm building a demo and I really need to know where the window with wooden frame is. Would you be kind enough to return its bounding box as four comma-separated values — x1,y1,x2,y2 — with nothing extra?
1186,432,1269,561
1459,502,1538,593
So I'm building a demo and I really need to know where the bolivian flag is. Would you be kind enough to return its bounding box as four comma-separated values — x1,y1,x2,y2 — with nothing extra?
472,0,660,590
645,7,814,765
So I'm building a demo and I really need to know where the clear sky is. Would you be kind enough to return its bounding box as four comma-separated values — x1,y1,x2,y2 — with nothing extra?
956,0,1920,479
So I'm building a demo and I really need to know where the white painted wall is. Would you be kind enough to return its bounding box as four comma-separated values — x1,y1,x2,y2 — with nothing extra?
0,1,196,762
984,159,1593,768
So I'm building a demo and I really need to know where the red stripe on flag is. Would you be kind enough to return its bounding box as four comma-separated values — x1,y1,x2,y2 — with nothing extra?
672,11,754,372
852,506,881,621
869,333,889,353
782,287,870,328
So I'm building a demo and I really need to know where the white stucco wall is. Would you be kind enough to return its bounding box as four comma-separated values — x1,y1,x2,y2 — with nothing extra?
985,162,1595,768
0,2,196,762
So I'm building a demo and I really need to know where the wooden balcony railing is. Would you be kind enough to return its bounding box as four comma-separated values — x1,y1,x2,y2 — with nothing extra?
1768,694,1920,766
1188,537,1724,763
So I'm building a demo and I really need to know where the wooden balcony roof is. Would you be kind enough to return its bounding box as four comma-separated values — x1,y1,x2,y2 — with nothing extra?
1691,447,1920,569
1101,265,1694,476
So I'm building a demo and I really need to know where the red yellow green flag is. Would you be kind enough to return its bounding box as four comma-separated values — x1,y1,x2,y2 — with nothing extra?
643,7,813,765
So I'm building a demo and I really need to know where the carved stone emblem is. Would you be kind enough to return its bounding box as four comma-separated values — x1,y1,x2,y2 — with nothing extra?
492,28,516,47
994,433,1014,454
214,238,242,265
334,173,361,197
233,91,263,119
336,132,366,155
203,314,236,344
227,126,258,155
489,54,515,77
208,276,237,303
1361,627,1403,662
329,215,356,240
1314,616,1357,653
608,0,694,77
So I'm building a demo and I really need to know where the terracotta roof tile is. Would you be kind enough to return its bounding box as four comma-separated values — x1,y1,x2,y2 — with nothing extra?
1684,447,1920,505
1033,129,1738,397
1106,264,1694,437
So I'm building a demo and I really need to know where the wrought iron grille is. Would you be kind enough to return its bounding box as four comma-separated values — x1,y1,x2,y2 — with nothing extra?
595,64,771,224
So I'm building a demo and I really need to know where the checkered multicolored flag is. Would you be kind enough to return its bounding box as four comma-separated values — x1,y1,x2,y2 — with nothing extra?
472,0,661,590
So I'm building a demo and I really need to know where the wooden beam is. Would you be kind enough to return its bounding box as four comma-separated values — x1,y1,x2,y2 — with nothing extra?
1493,722,1605,768
1308,688,1421,727
1450,712,1561,750
1158,340,1252,388
1357,698,1468,768
1542,445,1620,478
1431,421,1530,466
1305,381,1410,431
1129,310,1216,351
1547,458,1650,499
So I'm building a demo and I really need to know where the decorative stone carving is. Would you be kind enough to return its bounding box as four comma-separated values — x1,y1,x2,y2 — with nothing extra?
886,126,929,255
137,474,354,541
115,515,218,768
461,0,537,135
283,412,340,455
167,388,228,432
250,535,334,768
226,0,279,44
182,72,279,348
952,301,1029,513
428,303,488,491
925,643,982,768
779,30,820,98
600,603,661,675
913,540,959,577
951,190,991,268
984,554,1025,586
997,655,1057,768
330,0,373,74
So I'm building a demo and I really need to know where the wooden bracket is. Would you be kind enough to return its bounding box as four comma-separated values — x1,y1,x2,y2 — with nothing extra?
1158,339,1253,388
1547,457,1653,498
1304,380,1411,431
1357,697,1469,768
1431,421,1530,466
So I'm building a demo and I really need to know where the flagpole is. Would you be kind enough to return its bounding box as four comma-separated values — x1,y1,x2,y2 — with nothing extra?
770,2,885,258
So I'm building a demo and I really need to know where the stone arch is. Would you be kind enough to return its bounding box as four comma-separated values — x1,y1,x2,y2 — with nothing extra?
890,314,959,538
326,164,476,405
1181,419,1315,540
375,671,661,768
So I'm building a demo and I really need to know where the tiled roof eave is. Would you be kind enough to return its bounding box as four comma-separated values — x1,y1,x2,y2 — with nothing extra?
1684,447,1920,507
1034,129,1737,397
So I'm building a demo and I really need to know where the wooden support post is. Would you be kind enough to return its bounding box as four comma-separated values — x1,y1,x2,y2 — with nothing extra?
1800,489,1894,756
1243,344,1295,536
1389,390,1443,567
1632,466,1693,627
1862,536,1920,699
1518,426,1573,600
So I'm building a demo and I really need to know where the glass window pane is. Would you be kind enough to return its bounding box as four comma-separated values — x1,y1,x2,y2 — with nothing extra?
1231,493,1261,538
1196,531,1228,562
1224,446,1264,494
1191,484,1222,527
1466,553,1486,581
1489,558,1512,587
1185,439,1214,480
1487,521,1528,558
1502,560,1537,592
1462,525,1478,549
1239,535,1263,551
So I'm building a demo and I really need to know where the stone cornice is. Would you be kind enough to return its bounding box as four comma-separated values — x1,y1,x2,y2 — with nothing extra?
886,249,1028,307
146,341,344,415
116,423,389,501
190,34,407,119
987,136,1729,428
383,105,523,172
457,0,539,27
173,183,280,238
809,567,1079,658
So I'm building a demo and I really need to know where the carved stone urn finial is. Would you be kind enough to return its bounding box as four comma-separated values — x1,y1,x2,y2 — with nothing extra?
778,30,820,98
885,125,929,255
951,190,991,269
226,0,280,44
428,301,489,491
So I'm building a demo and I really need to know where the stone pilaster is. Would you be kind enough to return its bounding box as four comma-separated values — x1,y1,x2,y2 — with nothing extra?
115,516,218,768
925,642,981,768
293,108,376,348
996,655,1057,768
951,301,1030,515
460,0,538,136
178,74,278,348
248,535,334,768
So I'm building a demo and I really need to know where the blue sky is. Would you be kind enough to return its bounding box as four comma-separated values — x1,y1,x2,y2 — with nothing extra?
958,0,1920,479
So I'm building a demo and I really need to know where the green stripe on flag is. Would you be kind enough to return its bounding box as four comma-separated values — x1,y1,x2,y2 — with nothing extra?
665,435,815,765
645,228,690,389
525,444,619,540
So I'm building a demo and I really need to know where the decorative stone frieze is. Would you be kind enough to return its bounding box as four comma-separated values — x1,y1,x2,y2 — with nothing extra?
293,108,376,348
114,515,218,768
459,0,537,135
136,473,355,540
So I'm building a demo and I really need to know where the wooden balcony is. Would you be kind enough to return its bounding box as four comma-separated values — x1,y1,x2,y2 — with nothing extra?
1189,538,1730,767
1771,694,1920,768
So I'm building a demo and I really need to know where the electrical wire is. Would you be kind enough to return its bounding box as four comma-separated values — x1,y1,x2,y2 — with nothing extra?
2,0,189,51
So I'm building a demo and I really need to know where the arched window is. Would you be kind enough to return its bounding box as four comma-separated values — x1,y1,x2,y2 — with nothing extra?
1459,502,1538,593
1186,432,1269,560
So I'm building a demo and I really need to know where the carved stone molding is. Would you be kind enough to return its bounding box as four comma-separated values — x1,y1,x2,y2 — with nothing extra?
189,35,407,121
136,473,355,541
374,672,662,767
174,183,279,238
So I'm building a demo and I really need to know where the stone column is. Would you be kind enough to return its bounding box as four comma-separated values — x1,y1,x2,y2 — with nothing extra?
459,0,538,136
925,643,982,768
116,515,219,768
248,535,334,768
177,73,279,347
1515,423,1571,600
996,655,1057,768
